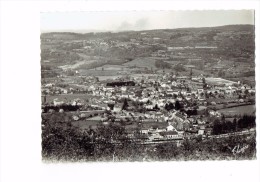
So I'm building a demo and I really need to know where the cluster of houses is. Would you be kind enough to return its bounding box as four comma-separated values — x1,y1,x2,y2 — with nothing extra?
42,71,255,142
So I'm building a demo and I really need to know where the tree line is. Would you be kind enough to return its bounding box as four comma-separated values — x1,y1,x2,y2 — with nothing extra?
42,119,256,161
42,105,81,113
106,81,135,87
155,60,171,69
212,114,256,135
42,112,256,162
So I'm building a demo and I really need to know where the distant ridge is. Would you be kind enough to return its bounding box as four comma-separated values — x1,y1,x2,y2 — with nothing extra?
41,24,254,35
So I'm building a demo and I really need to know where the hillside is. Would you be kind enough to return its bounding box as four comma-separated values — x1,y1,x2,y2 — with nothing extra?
41,24,255,83
41,24,255,61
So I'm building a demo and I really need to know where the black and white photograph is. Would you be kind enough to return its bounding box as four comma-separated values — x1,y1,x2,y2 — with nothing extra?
41,10,256,162
1,1,260,182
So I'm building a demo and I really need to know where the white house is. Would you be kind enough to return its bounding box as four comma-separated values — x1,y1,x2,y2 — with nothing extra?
166,124,177,131
159,131,181,139
53,99,64,106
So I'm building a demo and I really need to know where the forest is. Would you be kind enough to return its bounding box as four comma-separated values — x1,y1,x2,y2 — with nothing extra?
42,113,256,162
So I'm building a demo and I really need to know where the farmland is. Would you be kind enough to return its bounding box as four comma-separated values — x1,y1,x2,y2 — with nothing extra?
41,24,256,162
205,77,236,85
43,93,100,103
79,69,120,76
218,105,255,115
72,118,102,130
123,57,158,70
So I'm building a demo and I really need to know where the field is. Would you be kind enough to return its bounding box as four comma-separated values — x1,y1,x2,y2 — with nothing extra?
71,119,102,130
59,60,98,70
218,105,255,115
94,64,129,71
123,57,158,69
79,69,119,76
97,75,124,81
205,77,236,85
82,64,132,79
43,93,99,103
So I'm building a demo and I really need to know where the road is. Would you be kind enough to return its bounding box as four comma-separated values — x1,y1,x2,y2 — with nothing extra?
208,129,256,139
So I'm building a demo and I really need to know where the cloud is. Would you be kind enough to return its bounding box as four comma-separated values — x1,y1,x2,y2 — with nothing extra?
134,18,149,30
41,10,254,32
117,21,132,31
117,18,149,31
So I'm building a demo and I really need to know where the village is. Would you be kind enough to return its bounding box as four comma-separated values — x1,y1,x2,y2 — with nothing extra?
40,24,256,149
41,69,256,143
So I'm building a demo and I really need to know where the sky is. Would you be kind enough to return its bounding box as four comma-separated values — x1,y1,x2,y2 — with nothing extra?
41,10,254,32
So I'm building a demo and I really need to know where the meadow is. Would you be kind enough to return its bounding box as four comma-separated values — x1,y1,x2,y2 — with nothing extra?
72,118,102,130
205,77,236,85
44,93,99,103
123,57,158,69
218,104,255,116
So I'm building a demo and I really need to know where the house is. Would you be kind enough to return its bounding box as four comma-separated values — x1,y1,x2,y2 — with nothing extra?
176,96,183,101
239,99,244,103
198,129,205,135
225,89,232,94
248,89,255,94
176,120,184,131
141,129,149,134
92,90,100,96
121,86,127,92
211,101,217,105
53,99,64,106
149,133,164,140
197,88,204,94
113,103,123,112
205,128,212,135
63,89,68,94
125,130,135,138
80,113,87,118
166,124,177,131
145,104,154,109
198,125,206,135
188,117,197,124
171,112,186,122
180,90,187,96
45,83,54,87
183,119,191,131
159,131,182,139
197,118,206,125
72,115,79,121
197,106,207,115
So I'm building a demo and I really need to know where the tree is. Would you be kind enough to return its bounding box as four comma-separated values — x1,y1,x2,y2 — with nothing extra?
244,89,249,95
190,68,193,79
155,60,171,69
212,119,222,135
165,102,175,111
175,100,181,110
202,77,206,84
221,115,225,122
122,99,129,110
218,70,225,77
165,103,169,111
173,64,185,72
200,92,204,97
107,103,114,110
154,104,159,110
42,121,94,161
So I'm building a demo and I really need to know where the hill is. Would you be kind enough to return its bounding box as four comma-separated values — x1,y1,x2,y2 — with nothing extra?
41,24,255,78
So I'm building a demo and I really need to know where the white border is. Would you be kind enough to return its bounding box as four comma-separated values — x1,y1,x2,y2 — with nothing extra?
0,1,259,182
